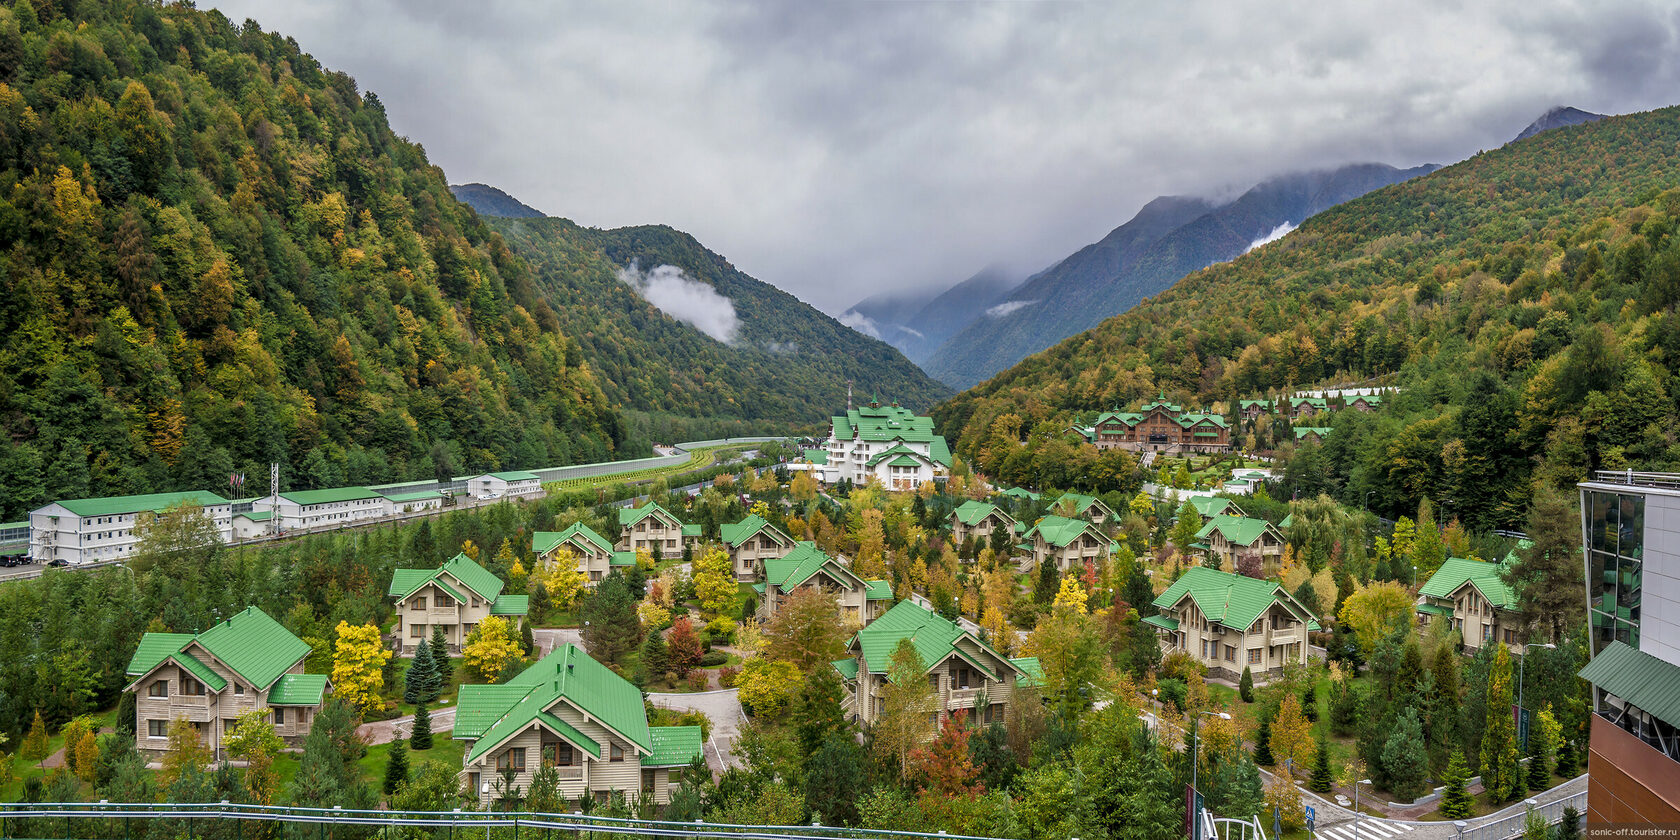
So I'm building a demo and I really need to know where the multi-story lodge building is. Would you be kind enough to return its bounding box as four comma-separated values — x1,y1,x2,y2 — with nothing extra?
951,501,1017,547
720,514,796,581
1416,556,1521,652
818,402,953,490
756,542,891,626
1238,400,1274,421
1022,515,1112,575
1285,397,1328,419
389,553,529,655
532,523,632,585
1188,496,1247,522
616,502,700,557
1146,567,1319,680
453,644,704,807
833,600,1036,728
1345,394,1383,412
32,491,233,565
1053,493,1115,529
1088,397,1232,454
254,487,390,533
125,606,328,757
1575,472,1680,824
1193,515,1286,572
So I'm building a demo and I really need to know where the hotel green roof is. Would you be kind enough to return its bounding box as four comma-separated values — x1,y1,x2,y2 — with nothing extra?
1153,566,1320,633
56,490,230,518
456,644,651,764
764,542,865,591
619,501,683,529
865,580,893,601
486,470,540,481
1194,515,1278,548
720,514,789,548
490,595,529,616
1189,497,1242,518
280,486,384,505
1023,515,1109,549
387,553,505,603
533,522,613,557
954,500,1008,527
126,607,311,691
1578,641,1680,728
1418,556,1516,611
646,726,706,767
1294,427,1333,440
831,403,939,443
851,601,1020,682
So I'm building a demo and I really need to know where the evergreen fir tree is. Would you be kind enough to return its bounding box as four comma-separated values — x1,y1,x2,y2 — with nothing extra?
1302,683,1319,722
1034,560,1060,605
383,737,409,796
1439,750,1474,819
411,703,433,751
520,621,535,657
1557,806,1581,840
1254,715,1275,766
1308,734,1334,793
1555,737,1579,777
1239,667,1254,703
430,625,451,686
638,631,668,688
404,643,439,705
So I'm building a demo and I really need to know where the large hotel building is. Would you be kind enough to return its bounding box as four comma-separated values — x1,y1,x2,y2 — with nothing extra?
1577,472,1680,823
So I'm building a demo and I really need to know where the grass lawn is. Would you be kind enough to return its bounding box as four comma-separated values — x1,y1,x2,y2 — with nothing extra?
537,611,578,628
1,707,120,801
390,656,467,718
267,729,467,795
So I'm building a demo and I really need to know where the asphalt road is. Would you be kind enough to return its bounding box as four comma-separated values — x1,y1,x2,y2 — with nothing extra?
645,689,744,773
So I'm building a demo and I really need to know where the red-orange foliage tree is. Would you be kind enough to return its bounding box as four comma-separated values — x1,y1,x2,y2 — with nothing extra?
911,709,984,798
667,616,703,679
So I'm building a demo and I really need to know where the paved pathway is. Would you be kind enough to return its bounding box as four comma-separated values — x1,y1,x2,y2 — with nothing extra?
533,628,584,656
357,706,457,745
646,689,744,775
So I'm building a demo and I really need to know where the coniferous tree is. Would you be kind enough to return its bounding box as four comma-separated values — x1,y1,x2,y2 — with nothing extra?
1557,806,1582,840
1481,646,1521,801
383,737,409,796
638,630,669,687
1254,715,1275,766
1382,707,1430,802
404,643,440,705
1308,733,1334,794
1439,750,1474,819
1239,667,1254,703
430,625,452,686
411,703,433,751
1034,560,1060,606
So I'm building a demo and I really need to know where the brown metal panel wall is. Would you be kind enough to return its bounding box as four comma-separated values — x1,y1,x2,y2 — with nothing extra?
1587,715,1680,823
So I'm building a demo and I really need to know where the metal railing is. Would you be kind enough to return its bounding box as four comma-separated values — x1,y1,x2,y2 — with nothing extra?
1589,469,1680,489
0,802,1001,840
1455,790,1586,840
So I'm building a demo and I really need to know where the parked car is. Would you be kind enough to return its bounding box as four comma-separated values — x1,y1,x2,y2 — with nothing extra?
45,558,69,567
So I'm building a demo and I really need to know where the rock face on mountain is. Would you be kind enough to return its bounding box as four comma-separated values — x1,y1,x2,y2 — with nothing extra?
451,183,548,218
1510,106,1606,143
919,163,1439,389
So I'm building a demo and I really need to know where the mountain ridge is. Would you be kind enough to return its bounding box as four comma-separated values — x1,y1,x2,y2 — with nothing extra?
451,183,547,218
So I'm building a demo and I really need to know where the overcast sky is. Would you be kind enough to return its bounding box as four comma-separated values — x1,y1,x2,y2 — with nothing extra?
209,1,1680,314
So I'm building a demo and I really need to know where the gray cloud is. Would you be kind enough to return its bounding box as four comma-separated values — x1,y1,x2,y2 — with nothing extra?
210,0,1680,314
616,263,740,344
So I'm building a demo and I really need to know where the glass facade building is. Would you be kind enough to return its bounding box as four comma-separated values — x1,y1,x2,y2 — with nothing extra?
1584,488,1643,653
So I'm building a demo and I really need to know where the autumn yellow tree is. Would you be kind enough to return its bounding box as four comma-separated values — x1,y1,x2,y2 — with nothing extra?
693,546,736,617
331,621,391,715
537,549,586,610
225,708,286,804
790,471,818,501
1338,581,1416,658
1052,577,1089,615
855,509,887,579
464,616,524,681
158,717,212,791
1269,693,1316,774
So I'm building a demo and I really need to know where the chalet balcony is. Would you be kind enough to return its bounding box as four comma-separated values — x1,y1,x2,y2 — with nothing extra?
947,687,982,708
556,766,584,782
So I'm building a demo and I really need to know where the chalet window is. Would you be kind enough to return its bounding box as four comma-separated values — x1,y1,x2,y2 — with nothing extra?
642,769,657,794
147,720,166,738
497,748,526,773
149,680,169,698
610,743,624,762
273,707,285,724
411,624,426,638
543,742,575,766
182,678,205,696
927,674,939,691
954,667,972,689
1225,645,1236,662
234,683,244,696
412,597,426,610
468,773,481,796
1248,649,1262,665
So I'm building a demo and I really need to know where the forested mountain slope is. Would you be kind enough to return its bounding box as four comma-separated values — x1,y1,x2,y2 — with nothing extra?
487,215,952,440
0,0,632,519
924,164,1438,388
936,106,1680,529
449,182,544,218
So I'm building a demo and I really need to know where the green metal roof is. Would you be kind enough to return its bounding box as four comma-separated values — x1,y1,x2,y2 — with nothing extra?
610,551,638,566
720,514,787,547
1189,497,1242,518
681,524,701,538
127,608,309,691
1023,515,1110,549
1415,603,1453,617
168,651,227,692
1194,515,1278,548
764,542,864,590
1011,657,1044,688
865,580,893,601
1578,641,1680,728
953,500,1004,527
269,673,329,705
487,471,540,481
384,490,442,503
886,455,921,467
865,444,926,468
831,658,859,681
239,510,274,521
1239,400,1274,410
802,448,828,465
1001,487,1042,501
1278,513,1294,529
458,644,652,764
536,710,601,757
1152,566,1319,633
619,501,682,529
438,553,505,601
534,522,612,557
1142,614,1180,631
1419,557,1516,611
1294,427,1333,440
192,606,314,689
851,601,1018,681
491,595,529,616
831,404,939,444
55,491,230,518
1057,493,1112,518
280,486,384,505
645,726,705,767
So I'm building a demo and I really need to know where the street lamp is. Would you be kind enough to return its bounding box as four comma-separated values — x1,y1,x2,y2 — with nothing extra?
1354,779,1372,840
1190,711,1232,840
1518,642,1556,749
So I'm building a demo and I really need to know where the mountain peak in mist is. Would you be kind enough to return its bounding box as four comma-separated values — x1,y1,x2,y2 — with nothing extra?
450,183,547,218
1511,106,1605,143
